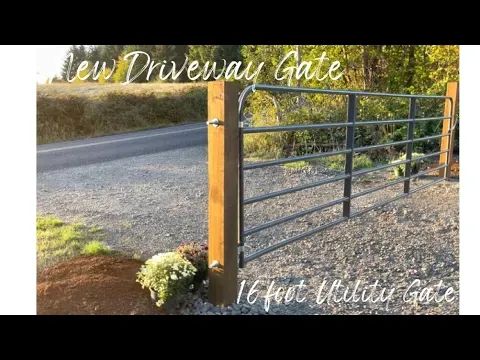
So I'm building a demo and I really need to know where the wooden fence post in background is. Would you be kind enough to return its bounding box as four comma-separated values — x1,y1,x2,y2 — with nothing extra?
439,81,459,178
207,81,240,306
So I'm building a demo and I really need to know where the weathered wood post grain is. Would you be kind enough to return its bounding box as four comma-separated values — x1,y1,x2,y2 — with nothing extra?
439,82,459,178
207,81,240,306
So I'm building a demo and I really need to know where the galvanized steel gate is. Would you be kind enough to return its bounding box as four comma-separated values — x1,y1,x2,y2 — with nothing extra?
206,81,458,305
237,84,455,267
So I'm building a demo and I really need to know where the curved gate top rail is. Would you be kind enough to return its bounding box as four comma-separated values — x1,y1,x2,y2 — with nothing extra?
205,81,458,306
236,84,456,268
239,84,452,113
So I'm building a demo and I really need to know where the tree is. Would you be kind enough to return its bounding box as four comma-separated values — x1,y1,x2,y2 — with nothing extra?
113,56,130,83
61,45,88,81
110,45,189,83
86,45,100,63
97,45,125,61
150,45,189,82
187,45,242,80
188,45,241,64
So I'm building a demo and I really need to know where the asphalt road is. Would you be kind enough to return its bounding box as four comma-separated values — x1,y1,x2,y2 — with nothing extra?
37,123,206,172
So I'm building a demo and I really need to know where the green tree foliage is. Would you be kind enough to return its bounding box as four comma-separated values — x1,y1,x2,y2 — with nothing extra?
112,56,130,83
97,67,114,84
61,45,88,81
86,45,100,63
110,45,189,83
240,45,458,159
97,45,125,62
187,45,242,80
188,45,241,63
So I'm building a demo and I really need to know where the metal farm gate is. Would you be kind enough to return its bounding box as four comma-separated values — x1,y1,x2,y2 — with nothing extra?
206,81,458,306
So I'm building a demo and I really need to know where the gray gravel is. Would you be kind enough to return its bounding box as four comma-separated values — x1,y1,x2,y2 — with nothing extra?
37,146,459,315
37,146,209,259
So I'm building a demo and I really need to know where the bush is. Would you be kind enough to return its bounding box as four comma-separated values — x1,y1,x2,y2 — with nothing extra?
390,152,425,178
320,154,373,171
176,242,208,285
136,252,196,308
244,132,284,160
353,154,374,170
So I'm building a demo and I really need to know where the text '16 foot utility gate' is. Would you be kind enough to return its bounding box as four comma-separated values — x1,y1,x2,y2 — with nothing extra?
206,81,458,306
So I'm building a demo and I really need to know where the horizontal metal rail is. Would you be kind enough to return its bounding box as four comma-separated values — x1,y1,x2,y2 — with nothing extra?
351,177,446,218
414,133,448,142
243,149,450,206
412,150,447,163
245,134,448,174
412,116,451,122
352,163,448,199
411,164,447,179
354,133,448,153
352,160,409,177
356,116,449,126
244,177,446,264
243,116,451,134
351,193,410,218
244,142,447,172
241,84,452,101
352,177,407,199
409,176,446,193
243,174,348,205
243,122,350,133
356,119,413,126
244,149,349,170
351,150,447,178
244,217,348,263
243,197,348,237
354,139,411,152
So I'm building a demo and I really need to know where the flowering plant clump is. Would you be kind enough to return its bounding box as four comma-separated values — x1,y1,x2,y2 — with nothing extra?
136,252,196,308
176,242,208,285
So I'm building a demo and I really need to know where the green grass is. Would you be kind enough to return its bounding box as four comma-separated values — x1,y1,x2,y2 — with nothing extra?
82,240,111,256
37,215,110,269
37,83,207,144
281,161,311,170
318,154,374,171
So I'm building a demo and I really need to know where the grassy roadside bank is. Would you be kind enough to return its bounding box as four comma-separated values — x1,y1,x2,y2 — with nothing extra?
37,83,207,144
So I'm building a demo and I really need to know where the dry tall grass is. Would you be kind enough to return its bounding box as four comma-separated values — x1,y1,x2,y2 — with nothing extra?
37,83,207,144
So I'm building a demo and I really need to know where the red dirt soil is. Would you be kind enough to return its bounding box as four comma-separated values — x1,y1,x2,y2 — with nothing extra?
37,255,163,315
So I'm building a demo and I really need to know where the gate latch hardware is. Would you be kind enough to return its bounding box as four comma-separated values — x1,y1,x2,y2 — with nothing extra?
206,118,220,127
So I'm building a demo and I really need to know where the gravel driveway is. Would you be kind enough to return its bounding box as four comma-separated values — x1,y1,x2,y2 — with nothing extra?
37,146,459,314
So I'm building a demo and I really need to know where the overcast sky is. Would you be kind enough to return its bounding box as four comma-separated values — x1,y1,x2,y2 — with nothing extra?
36,45,71,84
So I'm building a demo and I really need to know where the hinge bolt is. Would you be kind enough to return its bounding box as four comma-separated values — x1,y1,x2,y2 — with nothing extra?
206,118,220,127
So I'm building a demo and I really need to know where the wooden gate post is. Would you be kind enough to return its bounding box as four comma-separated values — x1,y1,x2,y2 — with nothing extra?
207,81,240,306
439,81,459,178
